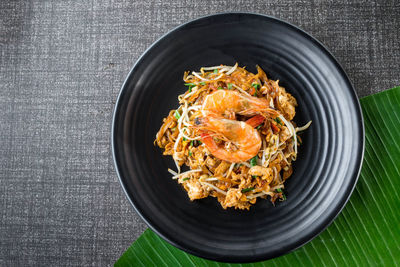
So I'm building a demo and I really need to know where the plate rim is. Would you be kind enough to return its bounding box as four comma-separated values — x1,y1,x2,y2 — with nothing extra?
111,12,365,263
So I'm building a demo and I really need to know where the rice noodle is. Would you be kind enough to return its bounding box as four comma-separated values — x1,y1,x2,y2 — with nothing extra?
192,71,224,81
173,160,181,174
279,150,289,165
240,162,252,168
261,139,267,166
279,115,297,155
231,84,252,97
201,181,227,195
173,131,183,173
203,177,219,181
183,87,198,99
225,163,236,178
172,168,202,179
272,167,278,182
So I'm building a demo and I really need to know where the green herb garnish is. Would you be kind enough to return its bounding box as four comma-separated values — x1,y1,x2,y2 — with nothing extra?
252,175,257,179
185,83,195,93
190,140,194,147
256,125,262,130
174,110,181,120
252,83,260,96
241,187,254,193
188,150,192,156
250,155,258,167
227,83,233,89
213,69,218,73
182,137,187,141
217,87,223,90
200,82,206,85
182,178,189,181
276,188,286,200
275,117,283,125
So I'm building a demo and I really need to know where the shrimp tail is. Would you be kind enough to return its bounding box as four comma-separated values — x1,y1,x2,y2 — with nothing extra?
200,132,222,156
245,115,265,128
200,132,214,147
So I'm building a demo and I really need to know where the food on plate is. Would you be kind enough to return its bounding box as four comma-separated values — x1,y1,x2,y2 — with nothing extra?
155,63,311,210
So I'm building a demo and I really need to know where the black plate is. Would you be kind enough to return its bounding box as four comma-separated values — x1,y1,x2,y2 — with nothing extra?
112,13,364,263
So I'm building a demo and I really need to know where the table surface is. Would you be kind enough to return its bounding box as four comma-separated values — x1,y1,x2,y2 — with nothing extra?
1,0,399,266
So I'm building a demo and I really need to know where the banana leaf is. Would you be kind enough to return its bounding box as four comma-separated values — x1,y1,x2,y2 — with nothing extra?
116,87,400,267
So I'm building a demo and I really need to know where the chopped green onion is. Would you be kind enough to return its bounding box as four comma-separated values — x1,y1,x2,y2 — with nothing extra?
174,110,181,120
182,137,187,141
213,69,218,73
190,140,194,147
200,82,206,85
252,175,257,179
276,188,286,200
182,178,189,181
252,83,260,96
185,83,195,92
274,117,283,125
217,87,223,90
188,150,192,156
241,187,254,193
250,156,258,167
256,125,262,130
171,127,176,131
198,140,202,144
227,83,233,89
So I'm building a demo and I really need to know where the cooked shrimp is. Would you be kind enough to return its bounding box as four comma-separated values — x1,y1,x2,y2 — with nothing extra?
196,116,262,162
155,64,311,210
201,90,278,118
197,90,276,162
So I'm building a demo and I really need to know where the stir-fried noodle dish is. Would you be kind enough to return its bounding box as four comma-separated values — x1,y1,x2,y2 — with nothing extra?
155,63,311,210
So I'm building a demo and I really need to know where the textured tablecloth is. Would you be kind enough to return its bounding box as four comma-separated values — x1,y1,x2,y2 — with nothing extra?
1,1,399,266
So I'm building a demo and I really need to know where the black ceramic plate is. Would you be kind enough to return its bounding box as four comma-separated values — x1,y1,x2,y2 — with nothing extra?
112,13,364,263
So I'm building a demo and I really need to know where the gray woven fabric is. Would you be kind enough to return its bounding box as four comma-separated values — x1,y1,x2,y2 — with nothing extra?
0,0,399,266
